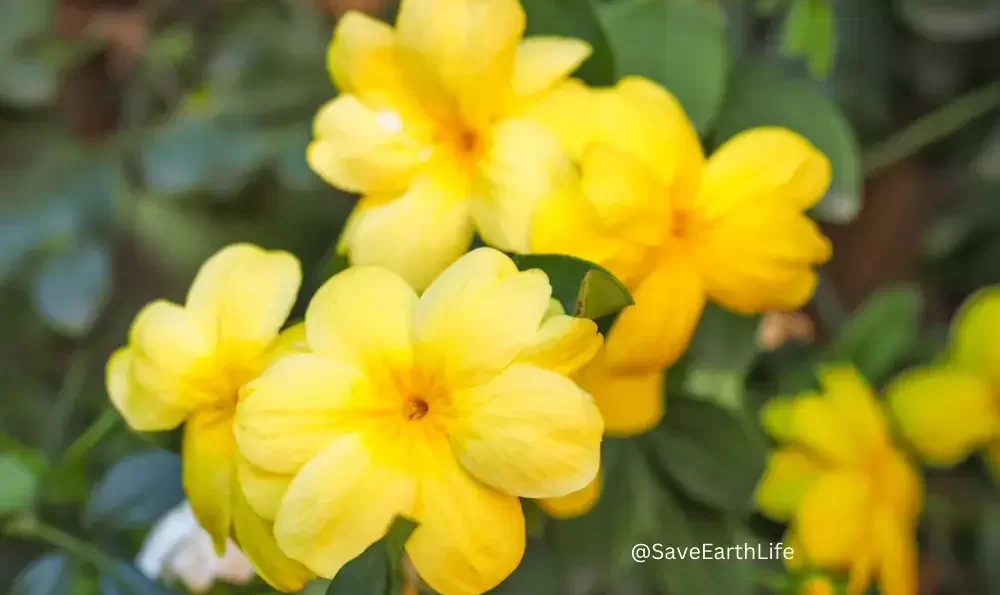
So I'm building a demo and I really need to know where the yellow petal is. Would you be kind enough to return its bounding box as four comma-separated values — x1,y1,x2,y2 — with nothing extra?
517,79,594,160
530,181,651,288
395,0,525,128
538,469,601,519
950,285,1000,385
273,433,416,578
695,208,831,313
886,367,1000,465
603,258,706,369
696,127,832,220
873,513,918,595
306,266,418,383
511,38,591,99
407,454,525,595
592,76,704,200
106,347,189,431
237,457,292,521
819,365,889,448
514,315,602,375
575,356,664,437
264,323,309,364
233,487,313,592
881,450,924,523
760,397,798,443
472,118,574,252
579,143,671,246
793,395,865,465
309,95,430,194
339,169,475,291
450,364,603,498
415,248,551,387
184,244,302,366
183,407,237,553
236,354,375,475
795,470,870,566
128,300,216,410
755,448,824,522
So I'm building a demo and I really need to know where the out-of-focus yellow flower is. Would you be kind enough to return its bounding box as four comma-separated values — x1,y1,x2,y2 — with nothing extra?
887,286,1000,476
311,0,593,290
531,76,832,437
755,366,922,595
106,244,313,592
235,248,604,595
801,575,838,595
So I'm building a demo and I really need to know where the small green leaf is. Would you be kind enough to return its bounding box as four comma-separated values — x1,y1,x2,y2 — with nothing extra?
641,396,766,513
32,243,111,338
601,0,729,132
100,560,178,595
12,553,72,595
0,453,40,515
682,305,761,410
521,0,616,85
385,517,418,595
509,254,632,320
325,540,388,595
826,285,923,385
781,0,836,79
85,450,184,528
713,59,862,223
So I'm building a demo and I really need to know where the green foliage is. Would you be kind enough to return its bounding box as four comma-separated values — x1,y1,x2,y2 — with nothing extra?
601,0,729,132
325,517,417,595
11,553,73,595
84,450,184,529
781,0,836,79
0,453,40,516
509,254,633,319
522,0,616,85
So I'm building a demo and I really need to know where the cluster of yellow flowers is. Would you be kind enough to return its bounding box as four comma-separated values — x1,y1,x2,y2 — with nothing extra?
755,287,1000,595
103,0,851,592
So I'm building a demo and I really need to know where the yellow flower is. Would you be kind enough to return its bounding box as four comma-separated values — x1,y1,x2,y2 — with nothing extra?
755,366,922,595
531,76,833,438
801,575,837,595
886,286,1000,475
106,244,313,592
310,0,593,290
234,247,604,595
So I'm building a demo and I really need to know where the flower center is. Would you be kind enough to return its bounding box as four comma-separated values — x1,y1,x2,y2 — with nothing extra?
672,209,693,240
406,397,429,421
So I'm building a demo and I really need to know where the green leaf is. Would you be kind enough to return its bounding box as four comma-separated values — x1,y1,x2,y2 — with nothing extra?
641,396,766,513
84,450,184,528
487,544,562,595
0,56,58,108
682,305,761,410
521,0,616,85
509,254,632,320
12,553,72,595
601,0,729,132
826,285,923,386
100,560,178,595
32,243,111,338
979,501,1000,594
900,0,1000,42
713,59,862,223
781,0,836,79
325,516,416,595
0,453,40,515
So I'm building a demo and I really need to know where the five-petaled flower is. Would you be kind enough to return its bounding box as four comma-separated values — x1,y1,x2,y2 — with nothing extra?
309,0,593,290
106,244,314,591
887,286,1000,477
756,366,922,595
235,247,604,595
532,76,833,439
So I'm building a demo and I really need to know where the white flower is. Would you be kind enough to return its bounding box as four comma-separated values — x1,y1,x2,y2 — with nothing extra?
136,501,255,593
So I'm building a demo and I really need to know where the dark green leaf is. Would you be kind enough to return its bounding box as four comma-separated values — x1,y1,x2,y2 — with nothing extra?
683,305,761,410
12,553,71,595
85,450,184,528
601,0,729,132
641,397,765,513
509,254,632,320
522,0,616,85
100,560,177,595
324,539,389,595
900,0,1000,42
384,517,418,595
713,59,862,223
0,453,41,515
979,501,1000,594
826,285,923,385
781,0,836,79
32,243,111,338
487,543,562,595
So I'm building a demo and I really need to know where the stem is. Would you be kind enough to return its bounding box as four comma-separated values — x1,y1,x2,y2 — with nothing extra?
44,350,91,458
4,517,115,572
863,81,1000,176
61,409,120,468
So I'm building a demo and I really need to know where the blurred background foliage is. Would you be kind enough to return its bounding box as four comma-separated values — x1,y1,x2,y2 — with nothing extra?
1,0,999,594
